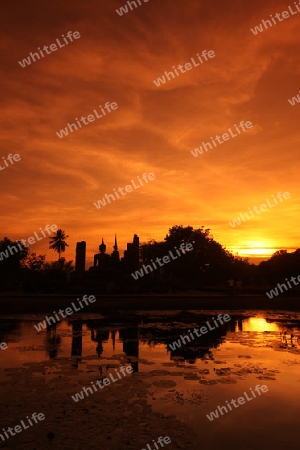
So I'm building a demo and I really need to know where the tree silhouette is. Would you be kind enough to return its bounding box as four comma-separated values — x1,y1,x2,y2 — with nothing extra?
0,238,28,290
139,225,253,289
49,229,69,261
22,252,46,271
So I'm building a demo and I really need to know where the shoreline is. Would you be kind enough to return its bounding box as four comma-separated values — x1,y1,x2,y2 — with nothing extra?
0,293,299,313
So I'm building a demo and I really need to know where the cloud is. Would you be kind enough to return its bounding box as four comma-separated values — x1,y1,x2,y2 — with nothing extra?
0,0,299,265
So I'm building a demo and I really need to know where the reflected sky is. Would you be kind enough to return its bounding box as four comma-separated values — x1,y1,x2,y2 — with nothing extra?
0,313,297,369
1,311,300,449
235,317,280,332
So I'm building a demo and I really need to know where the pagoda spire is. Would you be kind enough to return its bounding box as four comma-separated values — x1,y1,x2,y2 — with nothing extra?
99,238,106,253
114,234,118,251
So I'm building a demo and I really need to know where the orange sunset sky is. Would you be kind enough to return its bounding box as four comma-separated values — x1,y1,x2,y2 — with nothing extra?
1,0,299,267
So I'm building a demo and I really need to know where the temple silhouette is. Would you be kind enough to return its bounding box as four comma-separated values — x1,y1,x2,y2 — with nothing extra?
74,234,140,292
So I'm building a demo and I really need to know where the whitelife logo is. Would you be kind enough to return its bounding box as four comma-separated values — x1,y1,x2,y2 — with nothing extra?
191,121,252,157
18,31,81,68
168,314,231,351
228,191,290,228
56,102,118,139
250,2,300,35
141,436,172,450
71,365,133,402
0,224,58,261
0,412,45,444
206,385,269,421
288,90,300,106
116,0,150,16
153,50,215,87
93,173,155,209
34,295,96,332
131,243,193,280
266,275,300,298
0,153,21,171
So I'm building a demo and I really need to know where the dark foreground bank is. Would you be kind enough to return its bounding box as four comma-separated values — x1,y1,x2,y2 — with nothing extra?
0,293,299,314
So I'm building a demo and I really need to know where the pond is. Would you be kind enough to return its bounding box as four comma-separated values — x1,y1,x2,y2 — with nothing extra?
0,310,299,449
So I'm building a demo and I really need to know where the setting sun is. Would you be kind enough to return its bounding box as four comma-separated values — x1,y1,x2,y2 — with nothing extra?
236,317,280,332
228,240,278,258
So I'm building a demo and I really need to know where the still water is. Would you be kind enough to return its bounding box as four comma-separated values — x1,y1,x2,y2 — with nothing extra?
0,310,299,449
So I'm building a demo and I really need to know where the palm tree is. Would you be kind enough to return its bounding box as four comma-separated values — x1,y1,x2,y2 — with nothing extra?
49,229,69,261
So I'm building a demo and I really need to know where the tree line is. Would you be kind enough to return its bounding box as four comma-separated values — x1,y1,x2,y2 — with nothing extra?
0,226,299,294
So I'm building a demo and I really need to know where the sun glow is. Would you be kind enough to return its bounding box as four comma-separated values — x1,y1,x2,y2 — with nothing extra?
229,240,277,257
236,317,280,332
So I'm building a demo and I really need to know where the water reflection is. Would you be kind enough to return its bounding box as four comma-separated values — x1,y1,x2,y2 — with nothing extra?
0,313,299,370
119,326,139,372
236,317,280,332
45,323,61,359
1,312,300,449
71,321,82,357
